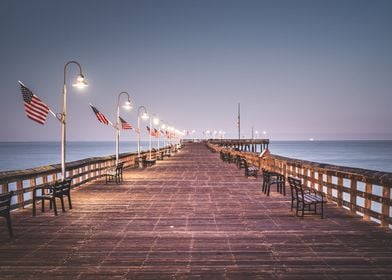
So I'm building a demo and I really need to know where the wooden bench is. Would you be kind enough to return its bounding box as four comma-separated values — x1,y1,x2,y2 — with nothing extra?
106,163,124,184
58,178,72,211
145,158,156,167
236,156,246,169
0,191,13,237
33,180,70,216
136,156,147,168
243,160,258,178
157,151,164,160
288,176,326,218
262,171,285,196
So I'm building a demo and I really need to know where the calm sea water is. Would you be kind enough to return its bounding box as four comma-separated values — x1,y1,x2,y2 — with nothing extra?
269,140,392,172
0,140,391,173
0,141,154,172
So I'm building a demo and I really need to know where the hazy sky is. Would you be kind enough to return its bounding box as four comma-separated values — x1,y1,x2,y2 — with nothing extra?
0,0,391,141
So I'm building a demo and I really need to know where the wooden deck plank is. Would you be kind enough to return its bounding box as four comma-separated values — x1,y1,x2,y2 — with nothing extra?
0,142,392,279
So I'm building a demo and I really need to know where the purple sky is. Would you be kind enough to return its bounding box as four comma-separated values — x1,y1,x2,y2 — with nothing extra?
0,0,391,141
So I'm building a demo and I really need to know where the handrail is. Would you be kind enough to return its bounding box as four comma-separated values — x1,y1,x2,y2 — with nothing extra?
0,146,173,210
207,143,392,229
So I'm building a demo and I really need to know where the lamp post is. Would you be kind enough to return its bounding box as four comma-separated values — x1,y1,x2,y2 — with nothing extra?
153,116,160,157
161,123,166,148
137,106,149,158
115,92,132,166
60,61,88,180
148,114,159,160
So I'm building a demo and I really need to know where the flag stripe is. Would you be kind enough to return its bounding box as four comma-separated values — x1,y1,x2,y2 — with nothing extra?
19,82,50,125
119,117,132,130
90,104,109,125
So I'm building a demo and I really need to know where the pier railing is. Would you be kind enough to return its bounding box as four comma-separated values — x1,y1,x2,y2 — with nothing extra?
0,146,173,211
207,143,392,229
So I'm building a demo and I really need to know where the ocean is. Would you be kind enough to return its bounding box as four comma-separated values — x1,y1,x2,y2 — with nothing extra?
269,140,392,172
0,140,391,173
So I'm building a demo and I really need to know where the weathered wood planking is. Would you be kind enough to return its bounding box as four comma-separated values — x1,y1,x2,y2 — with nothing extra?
0,143,391,279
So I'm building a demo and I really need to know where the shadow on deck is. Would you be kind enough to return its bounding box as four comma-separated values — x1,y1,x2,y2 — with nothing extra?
1,143,391,279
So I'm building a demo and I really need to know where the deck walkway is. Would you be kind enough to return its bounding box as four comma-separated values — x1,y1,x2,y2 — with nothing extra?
1,143,392,279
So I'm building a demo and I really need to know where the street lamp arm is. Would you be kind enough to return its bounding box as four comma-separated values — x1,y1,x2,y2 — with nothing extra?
138,105,147,115
63,61,83,84
117,91,132,109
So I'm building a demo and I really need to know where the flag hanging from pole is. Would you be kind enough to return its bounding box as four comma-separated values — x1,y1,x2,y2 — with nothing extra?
19,81,50,125
146,126,157,137
89,104,109,125
119,117,132,130
154,128,160,137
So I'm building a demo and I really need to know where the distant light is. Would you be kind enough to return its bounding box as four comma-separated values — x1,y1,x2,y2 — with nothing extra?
161,124,166,129
72,74,88,89
141,112,149,120
309,138,314,141
153,117,160,125
122,100,132,110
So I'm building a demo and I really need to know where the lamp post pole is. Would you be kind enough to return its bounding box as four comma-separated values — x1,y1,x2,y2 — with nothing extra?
154,117,160,154
137,106,148,158
115,92,132,166
61,61,87,180
149,115,152,160
161,123,166,149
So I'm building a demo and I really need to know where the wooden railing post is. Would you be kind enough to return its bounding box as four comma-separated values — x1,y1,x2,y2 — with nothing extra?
350,179,358,214
337,177,344,207
363,183,373,221
381,185,391,228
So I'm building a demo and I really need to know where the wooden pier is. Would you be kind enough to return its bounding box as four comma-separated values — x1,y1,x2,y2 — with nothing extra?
1,142,392,279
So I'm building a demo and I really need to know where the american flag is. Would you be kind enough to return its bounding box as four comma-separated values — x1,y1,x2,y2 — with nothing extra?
90,104,109,125
119,117,132,130
146,126,157,137
19,81,50,125
153,128,160,137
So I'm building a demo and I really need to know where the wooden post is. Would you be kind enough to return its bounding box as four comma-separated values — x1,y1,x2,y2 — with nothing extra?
350,179,357,214
337,177,343,207
363,182,373,221
327,174,333,200
16,179,23,207
381,185,391,228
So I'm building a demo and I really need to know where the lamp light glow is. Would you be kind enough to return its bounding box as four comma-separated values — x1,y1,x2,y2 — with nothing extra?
122,100,132,110
72,74,88,89
141,112,149,120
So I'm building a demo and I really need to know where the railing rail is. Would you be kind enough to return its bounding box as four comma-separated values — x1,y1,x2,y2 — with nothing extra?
208,143,392,229
0,146,173,211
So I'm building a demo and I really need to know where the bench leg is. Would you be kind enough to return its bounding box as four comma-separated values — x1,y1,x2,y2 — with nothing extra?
60,197,65,212
320,202,324,219
68,194,72,209
32,199,36,216
52,199,58,216
6,214,13,238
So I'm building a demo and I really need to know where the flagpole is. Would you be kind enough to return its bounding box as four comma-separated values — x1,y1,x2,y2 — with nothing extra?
238,103,241,140
149,116,152,160
61,61,88,180
115,92,132,166
137,106,149,160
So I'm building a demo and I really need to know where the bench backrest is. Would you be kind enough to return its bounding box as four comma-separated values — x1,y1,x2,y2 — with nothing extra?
288,176,306,200
0,191,13,215
116,163,123,175
288,176,301,198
